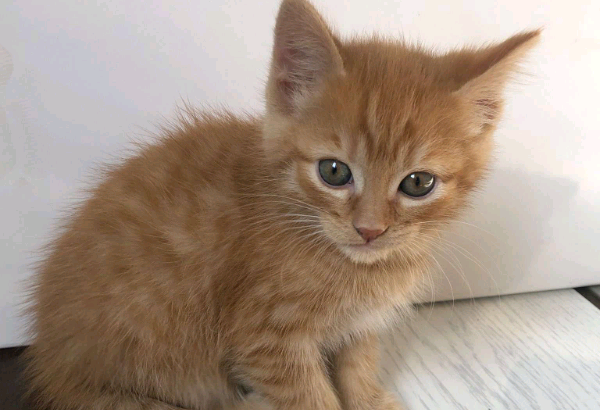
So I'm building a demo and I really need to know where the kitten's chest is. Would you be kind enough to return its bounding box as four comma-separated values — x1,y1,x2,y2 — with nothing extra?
349,305,400,336
322,297,413,349
347,300,412,338
339,275,417,340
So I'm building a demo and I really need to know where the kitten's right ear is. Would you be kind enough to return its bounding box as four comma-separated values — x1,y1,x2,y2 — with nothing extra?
266,0,344,115
449,30,541,135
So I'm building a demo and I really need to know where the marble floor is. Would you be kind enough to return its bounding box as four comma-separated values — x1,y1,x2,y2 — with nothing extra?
2,288,599,410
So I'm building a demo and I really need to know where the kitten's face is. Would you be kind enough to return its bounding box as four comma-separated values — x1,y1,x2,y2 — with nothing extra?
269,63,491,264
263,0,539,264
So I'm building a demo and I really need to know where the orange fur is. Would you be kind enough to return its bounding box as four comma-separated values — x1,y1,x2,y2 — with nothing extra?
23,0,540,409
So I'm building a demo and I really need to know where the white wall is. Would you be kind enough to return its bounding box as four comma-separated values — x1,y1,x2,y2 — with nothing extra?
1,0,599,347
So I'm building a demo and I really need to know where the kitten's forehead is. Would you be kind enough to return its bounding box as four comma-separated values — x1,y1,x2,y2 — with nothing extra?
332,86,441,175
365,89,425,166
308,44,470,178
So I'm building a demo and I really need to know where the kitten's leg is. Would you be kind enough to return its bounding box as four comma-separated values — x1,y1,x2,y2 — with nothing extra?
235,339,341,410
333,334,402,410
29,390,189,410
89,394,188,410
224,393,274,410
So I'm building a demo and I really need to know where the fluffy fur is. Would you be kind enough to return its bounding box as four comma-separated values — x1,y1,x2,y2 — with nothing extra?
23,0,540,409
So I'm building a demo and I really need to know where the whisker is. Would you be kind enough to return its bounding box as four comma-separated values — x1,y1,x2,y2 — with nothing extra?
416,232,475,304
405,242,437,321
433,232,502,302
406,238,454,311
431,236,475,304
414,220,501,242
437,229,505,292
422,236,475,301
236,193,332,216
239,221,318,244
237,216,321,232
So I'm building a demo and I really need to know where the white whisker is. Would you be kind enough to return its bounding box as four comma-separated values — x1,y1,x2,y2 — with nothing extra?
434,232,501,301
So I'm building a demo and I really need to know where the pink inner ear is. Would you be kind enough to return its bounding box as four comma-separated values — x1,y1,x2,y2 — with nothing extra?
274,45,322,110
475,98,499,121
278,78,297,100
275,45,296,69
276,46,319,84
268,0,343,114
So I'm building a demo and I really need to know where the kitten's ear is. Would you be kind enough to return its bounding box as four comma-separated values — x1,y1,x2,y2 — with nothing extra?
266,0,344,115
451,30,541,134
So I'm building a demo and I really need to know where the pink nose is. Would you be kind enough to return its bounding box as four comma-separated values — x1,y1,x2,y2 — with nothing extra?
354,226,387,242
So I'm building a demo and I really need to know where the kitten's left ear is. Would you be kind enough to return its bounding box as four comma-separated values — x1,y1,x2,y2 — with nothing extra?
452,30,541,134
266,0,344,116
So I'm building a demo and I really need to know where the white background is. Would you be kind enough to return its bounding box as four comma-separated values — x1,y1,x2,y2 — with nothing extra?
1,0,599,347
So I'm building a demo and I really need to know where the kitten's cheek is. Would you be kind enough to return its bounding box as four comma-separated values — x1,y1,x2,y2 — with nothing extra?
319,218,350,245
318,218,337,240
314,179,355,200
398,180,446,208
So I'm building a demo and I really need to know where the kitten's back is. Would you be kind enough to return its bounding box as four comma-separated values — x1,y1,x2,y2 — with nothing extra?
24,112,261,409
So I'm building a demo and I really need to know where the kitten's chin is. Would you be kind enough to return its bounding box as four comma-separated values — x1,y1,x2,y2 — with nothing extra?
338,243,396,265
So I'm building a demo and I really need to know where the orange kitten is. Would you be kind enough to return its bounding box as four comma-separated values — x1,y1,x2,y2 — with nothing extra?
24,0,540,409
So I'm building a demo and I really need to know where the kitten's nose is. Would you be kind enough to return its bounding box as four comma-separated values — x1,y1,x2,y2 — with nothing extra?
354,226,387,243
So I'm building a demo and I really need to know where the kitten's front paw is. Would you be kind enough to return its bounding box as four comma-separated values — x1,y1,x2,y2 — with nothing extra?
378,391,404,410
346,391,404,410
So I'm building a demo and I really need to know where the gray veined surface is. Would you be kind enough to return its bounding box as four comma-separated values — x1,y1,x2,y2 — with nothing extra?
381,289,600,410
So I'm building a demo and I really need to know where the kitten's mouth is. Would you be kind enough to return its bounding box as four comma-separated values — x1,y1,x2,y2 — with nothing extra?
347,242,374,250
338,241,391,264
344,241,386,254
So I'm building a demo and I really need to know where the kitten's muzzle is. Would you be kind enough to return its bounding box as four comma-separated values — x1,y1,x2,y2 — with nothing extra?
354,226,388,243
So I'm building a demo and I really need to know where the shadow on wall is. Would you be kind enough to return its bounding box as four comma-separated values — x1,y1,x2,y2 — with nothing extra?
428,166,580,302
0,44,15,175
0,43,42,182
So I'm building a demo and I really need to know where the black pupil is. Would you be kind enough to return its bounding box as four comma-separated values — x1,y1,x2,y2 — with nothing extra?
319,159,351,186
399,172,435,197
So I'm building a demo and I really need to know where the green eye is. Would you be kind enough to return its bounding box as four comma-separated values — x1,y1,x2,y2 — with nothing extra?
318,159,352,187
399,172,435,197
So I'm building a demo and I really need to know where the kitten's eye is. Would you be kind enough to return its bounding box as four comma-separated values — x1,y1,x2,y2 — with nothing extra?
399,172,435,197
318,159,352,187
